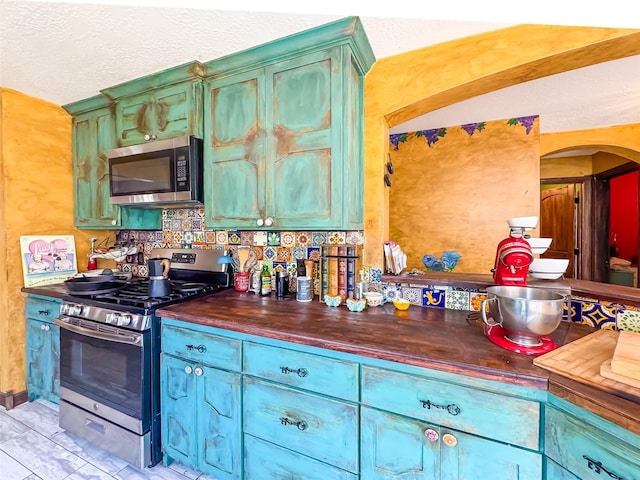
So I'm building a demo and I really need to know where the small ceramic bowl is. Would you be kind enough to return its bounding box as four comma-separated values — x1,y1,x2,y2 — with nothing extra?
393,298,411,311
363,292,384,307
324,294,343,307
346,298,367,312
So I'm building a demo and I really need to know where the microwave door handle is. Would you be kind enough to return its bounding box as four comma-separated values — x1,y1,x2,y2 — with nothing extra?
54,318,143,347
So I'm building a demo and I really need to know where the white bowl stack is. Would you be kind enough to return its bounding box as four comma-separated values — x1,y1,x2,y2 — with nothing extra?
529,258,569,280
526,237,552,255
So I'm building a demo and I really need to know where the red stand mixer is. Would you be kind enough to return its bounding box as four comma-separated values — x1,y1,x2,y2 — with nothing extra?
486,217,558,356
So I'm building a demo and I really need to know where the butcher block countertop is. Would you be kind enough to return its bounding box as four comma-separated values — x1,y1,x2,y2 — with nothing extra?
157,289,640,435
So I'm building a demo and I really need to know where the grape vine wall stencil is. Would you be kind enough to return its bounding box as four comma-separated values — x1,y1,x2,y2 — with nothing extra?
389,115,539,151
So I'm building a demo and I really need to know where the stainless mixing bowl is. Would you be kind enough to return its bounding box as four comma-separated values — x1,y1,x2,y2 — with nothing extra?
480,286,565,346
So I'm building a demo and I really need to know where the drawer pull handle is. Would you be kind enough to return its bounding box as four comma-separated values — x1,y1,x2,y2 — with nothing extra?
38,310,50,315
280,367,308,378
583,455,626,480
419,399,461,416
280,417,307,431
185,344,206,353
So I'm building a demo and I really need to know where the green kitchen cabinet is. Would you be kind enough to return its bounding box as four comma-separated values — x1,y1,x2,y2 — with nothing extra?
63,96,161,229
544,395,640,480
25,295,61,403
203,16,375,230
161,323,242,480
102,61,205,147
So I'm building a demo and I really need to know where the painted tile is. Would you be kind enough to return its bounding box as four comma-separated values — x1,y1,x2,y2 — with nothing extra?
307,247,320,261
205,231,216,244
240,231,253,246
176,209,187,219
183,232,194,245
345,230,365,245
227,230,241,245
193,232,205,244
164,209,176,218
267,231,281,246
191,218,203,231
327,231,346,244
369,267,383,283
215,231,228,245
163,231,173,243
402,287,422,305
445,290,470,310
263,246,277,261
311,232,327,247
617,309,640,333
187,208,199,218
280,231,295,247
1,430,87,480
569,300,582,322
295,231,311,246
276,247,292,262
253,231,268,246
383,284,402,301
469,292,487,312
272,262,287,273
423,287,446,308
292,247,307,260
580,301,617,329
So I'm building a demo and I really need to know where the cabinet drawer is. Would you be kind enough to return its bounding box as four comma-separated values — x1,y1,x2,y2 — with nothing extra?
243,341,358,401
161,324,241,371
545,405,640,480
361,365,540,450
243,377,358,473
25,297,60,322
244,434,357,480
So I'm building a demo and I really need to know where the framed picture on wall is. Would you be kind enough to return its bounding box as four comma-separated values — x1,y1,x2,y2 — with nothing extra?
20,235,78,287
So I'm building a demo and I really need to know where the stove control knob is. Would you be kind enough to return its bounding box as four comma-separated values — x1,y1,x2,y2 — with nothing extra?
69,305,83,316
105,313,118,324
117,314,132,326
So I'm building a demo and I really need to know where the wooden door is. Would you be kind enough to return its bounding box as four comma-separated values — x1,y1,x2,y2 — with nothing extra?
540,185,577,278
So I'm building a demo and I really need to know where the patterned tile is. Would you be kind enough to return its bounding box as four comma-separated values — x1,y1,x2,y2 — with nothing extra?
423,287,446,308
580,301,617,329
307,247,320,261
263,246,277,261
276,247,292,262
327,231,346,244
445,290,470,310
383,284,402,301
227,230,241,245
267,232,281,246
191,218,203,231
469,292,487,312
569,299,582,322
280,231,295,247
205,231,216,244
176,209,187,219
240,231,254,246
345,230,365,245
253,231,268,246
311,232,327,247
295,231,311,246
215,231,228,245
402,287,422,305
617,309,640,333
292,247,307,260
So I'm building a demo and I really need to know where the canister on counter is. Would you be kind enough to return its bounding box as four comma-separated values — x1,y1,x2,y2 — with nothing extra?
296,276,312,302
276,271,289,297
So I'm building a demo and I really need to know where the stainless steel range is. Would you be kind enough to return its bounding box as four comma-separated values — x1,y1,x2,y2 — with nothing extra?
54,248,231,468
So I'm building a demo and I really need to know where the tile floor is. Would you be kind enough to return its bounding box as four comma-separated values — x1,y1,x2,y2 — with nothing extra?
0,400,216,480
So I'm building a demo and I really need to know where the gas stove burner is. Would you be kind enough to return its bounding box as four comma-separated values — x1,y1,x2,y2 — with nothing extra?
485,324,556,356
171,281,208,293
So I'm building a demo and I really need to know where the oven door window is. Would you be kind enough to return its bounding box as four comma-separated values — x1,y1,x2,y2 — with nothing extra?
59,327,150,423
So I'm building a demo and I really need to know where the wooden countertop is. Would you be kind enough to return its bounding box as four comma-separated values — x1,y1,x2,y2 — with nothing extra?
157,289,587,390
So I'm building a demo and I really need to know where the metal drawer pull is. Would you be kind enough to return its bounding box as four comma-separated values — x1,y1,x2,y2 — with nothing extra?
419,399,461,416
280,366,308,377
280,417,307,431
583,455,626,480
186,344,206,353
85,418,106,435
38,309,50,315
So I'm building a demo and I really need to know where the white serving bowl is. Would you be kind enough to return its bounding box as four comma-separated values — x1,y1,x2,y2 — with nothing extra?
526,237,552,255
363,292,384,307
529,258,569,280
507,216,538,230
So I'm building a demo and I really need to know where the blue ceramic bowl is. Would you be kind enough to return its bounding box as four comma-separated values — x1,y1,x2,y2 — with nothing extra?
346,298,367,312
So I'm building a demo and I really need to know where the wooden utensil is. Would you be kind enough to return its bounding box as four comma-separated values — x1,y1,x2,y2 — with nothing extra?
600,359,640,388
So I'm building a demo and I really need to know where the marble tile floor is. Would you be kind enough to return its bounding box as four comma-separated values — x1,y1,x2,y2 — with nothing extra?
0,400,217,480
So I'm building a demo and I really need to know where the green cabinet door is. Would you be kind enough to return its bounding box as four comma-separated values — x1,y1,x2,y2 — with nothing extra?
362,406,542,480
161,354,241,480
25,318,60,404
114,80,204,147
72,104,120,229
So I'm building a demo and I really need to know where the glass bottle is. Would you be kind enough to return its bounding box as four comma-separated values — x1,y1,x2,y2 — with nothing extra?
260,264,272,296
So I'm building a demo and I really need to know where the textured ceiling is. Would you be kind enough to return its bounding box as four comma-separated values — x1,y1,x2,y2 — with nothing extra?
1,1,639,137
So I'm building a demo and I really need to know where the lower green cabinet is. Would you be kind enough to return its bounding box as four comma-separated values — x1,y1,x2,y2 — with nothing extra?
361,404,542,480
25,295,61,404
161,353,241,480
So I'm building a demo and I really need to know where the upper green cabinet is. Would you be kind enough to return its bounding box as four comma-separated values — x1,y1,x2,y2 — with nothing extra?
202,17,375,230
102,62,205,146
65,95,120,229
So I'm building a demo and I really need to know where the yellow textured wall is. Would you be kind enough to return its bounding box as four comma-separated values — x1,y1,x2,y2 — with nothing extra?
0,88,109,395
363,25,640,267
540,155,594,179
389,118,539,273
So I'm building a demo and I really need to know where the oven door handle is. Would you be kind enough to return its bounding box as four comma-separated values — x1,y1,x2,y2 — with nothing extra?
54,318,143,347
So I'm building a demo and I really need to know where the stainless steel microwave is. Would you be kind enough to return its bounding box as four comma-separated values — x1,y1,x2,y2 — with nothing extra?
108,135,203,208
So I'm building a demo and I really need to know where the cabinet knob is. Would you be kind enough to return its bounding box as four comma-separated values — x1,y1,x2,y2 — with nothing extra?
111,220,117,226
264,217,273,227
256,218,264,226
442,433,457,447
40,324,50,331
143,134,157,141
424,429,439,442
194,366,203,377
184,365,193,375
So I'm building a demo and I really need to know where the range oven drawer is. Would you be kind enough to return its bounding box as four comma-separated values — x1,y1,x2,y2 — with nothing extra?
60,399,152,469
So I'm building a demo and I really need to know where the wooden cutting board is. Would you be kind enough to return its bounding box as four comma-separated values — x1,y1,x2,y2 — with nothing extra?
600,360,640,389
610,330,640,380
534,329,640,402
